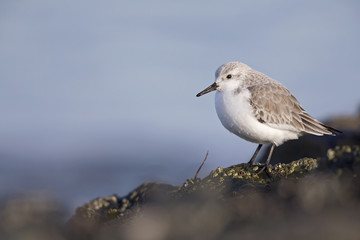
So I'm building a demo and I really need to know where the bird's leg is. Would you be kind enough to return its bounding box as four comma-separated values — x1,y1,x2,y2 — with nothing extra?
258,143,275,177
248,144,263,165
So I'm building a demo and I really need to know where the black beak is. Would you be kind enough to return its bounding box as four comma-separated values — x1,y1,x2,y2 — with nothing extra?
196,82,218,97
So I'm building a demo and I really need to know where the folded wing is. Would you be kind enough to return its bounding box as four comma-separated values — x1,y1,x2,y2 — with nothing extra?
248,82,340,136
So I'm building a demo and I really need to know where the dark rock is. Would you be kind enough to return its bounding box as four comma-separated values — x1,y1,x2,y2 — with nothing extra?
67,145,360,240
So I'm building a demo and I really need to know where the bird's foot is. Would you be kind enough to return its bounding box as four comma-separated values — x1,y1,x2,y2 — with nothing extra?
255,164,273,178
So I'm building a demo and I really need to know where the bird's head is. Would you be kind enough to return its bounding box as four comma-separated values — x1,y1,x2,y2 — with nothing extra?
196,62,250,97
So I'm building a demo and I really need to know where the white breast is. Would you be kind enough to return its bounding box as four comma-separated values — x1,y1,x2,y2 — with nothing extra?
214,89,299,146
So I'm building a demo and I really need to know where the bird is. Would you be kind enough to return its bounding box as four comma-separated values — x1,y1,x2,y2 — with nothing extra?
196,61,341,175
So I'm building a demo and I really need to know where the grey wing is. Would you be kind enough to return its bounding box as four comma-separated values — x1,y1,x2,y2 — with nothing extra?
248,83,338,136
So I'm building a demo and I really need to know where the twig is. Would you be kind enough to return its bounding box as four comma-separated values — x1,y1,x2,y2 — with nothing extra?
194,151,209,179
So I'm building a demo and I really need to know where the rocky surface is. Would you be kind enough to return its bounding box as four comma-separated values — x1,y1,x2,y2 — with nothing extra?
67,145,360,240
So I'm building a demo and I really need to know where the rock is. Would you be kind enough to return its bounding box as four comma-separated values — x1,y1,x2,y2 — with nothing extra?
0,194,65,240
67,145,360,240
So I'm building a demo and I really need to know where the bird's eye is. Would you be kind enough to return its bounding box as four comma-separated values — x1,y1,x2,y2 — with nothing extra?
226,74,232,79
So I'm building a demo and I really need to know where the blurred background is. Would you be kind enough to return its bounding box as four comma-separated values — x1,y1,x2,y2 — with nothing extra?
0,0,359,215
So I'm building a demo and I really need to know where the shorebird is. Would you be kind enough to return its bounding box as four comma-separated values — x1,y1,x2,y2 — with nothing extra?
196,62,341,175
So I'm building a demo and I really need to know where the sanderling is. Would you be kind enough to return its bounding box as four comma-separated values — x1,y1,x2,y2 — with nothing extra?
196,61,341,175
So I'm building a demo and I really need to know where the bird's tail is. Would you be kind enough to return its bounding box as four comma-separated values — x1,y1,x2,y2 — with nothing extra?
300,112,342,136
